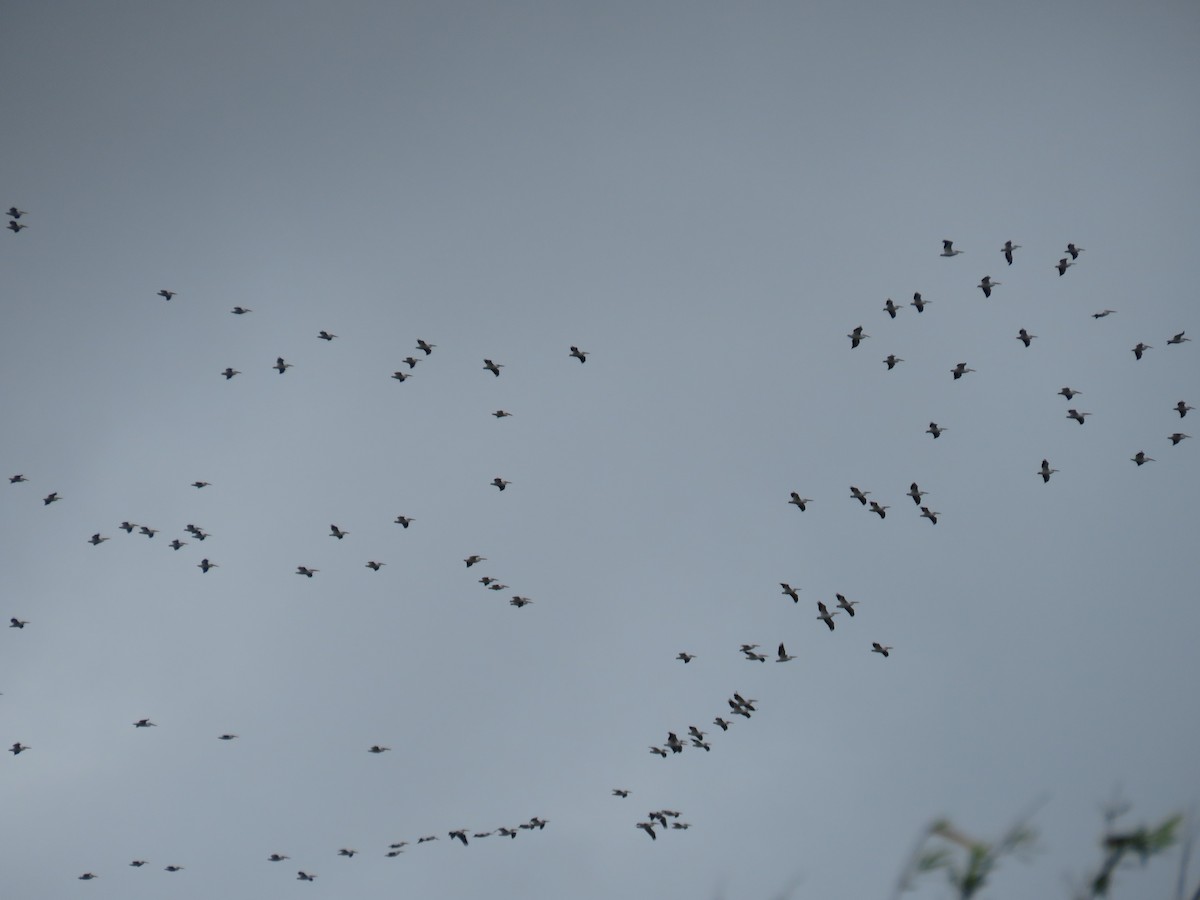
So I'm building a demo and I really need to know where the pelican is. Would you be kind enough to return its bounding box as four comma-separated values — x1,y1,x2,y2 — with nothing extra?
714,717,732,731
416,339,435,355
479,576,496,585
978,276,1000,298
78,873,98,880
739,644,760,653
1167,331,1190,345
268,854,289,862
164,865,184,872
920,506,940,524
417,835,439,843
927,422,946,439
911,292,930,313
485,582,508,591
780,582,801,602
691,738,711,751
391,371,412,382
850,485,871,505
191,481,210,488
217,734,238,740
672,822,692,830
649,745,668,758
613,788,631,797
836,593,858,616
884,354,904,370
318,331,337,341
394,515,414,528
472,832,493,840
6,220,27,232
1038,459,1058,483
951,362,975,380
133,718,157,727
847,325,869,348
483,358,504,376
296,566,318,577
464,555,486,567
496,827,519,838
221,367,240,379
869,500,889,519
1131,451,1155,466
872,642,893,658
1058,387,1081,400
1016,329,1036,347
130,860,148,866
884,298,900,319
169,539,186,550
1066,243,1085,259
493,410,512,418
185,524,210,540
1092,309,1116,319
139,525,158,538
1055,258,1074,276
508,595,533,609
297,871,317,880
941,239,963,257
491,477,511,491
1169,433,1190,445
569,346,589,362
744,650,768,662
274,356,292,373
788,492,811,511
908,482,927,505
6,207,26,218
816,600,839,631
10,618,29,628
676,651,696,663
688,725,706,740
1066,409,1092,425
637,822,657,840
368,745,390,753
157,289,176,301
338,849,358,857
10,742,30,753
1132,342,1151,360
329,524,348,539
88,533,109,545
231,306,252,315
649,811,669,828
1176,401,1194,418
366,561,385,571
8,474,26,483
776,642,796,662
198,558,218,573
449,829,469,846
666,732,685,753
43,491,61,505
1002,241,1020,265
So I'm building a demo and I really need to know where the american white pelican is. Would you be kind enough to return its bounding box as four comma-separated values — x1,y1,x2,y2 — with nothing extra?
637,822,657,840
493,410,512,418
1066,409,1091,425
130,860,148,866
338,848,358,857
169,539,186,550
318,331,337,341
908,482,927,505
978,276,1000,298
1016,329,1036,347
713,717,732,731
1176,401,1194,418
394,515,414,528
920,506,940,524
274,356,292,373
884,354,903,369
365,561,385,571
329,524,348,539
847,326,869,348
164,866,184,872
416,339,436,355
613,788,631,797
464,555,486,567
927,422,946,439
836,593,858,616
8,474,26,483
491,477,511,491
850,485,871,505
88,533,109,545
1169,433,1190,445
297,871,317,880
402,356,420,369
10,618,29,629
449,830,469,846
884,298,900,319
1132,342,1151,360
869,500,889,519
1092,309,1116,319
139,525,158,538
78,873,98,880
816,600,839,631
6,220,27,232
951,362,976,380
649,746,668,758
1130,451,1155,466
1058,387,1081,400
788,492,811,510
191,481,210,489
1066,243,1084,259
43,491,61,504
483,358,504,376
780,582,801,602
221,367,240,379
391,371,412,381
1002,241,1020,265
1038,459,1058,483
941,240,963,257
296,566,318,577
6,207,26,218
911,292,930,312
157,289,175,301
871,642,892,658
268,854,289,862
776,643,796,662
569,345,589,362
217,734,238,740
231,306,251,315
1167,331,1190,345
1055,258,1073,276
198,558,218,572
133,718,156,727
10,741,30,753
510,596,533,607
676,651,696,663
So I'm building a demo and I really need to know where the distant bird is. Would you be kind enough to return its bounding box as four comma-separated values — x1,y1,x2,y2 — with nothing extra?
1016,329,1036,347
978,276,1000,298
10,742,30,753
1038,459,1058,483
318,331,337,341
394,515,414,528
139,525,158,538
1066,409,1092,425
676,652,696,663
129,860,148,867
1169,433,1190,445
368,745,390,753
231,306,252,315
6,220,27,232
338,849,358,857
491,477,511,491
1065,243,1085,260
1058,387,1081,401
78,873,98,880
88,533,109,545
10,618,28,629
940,240,963,257
157,289,176,301
415,339,436,355
133,718,156,728
492,410,512,418
365,561,385,571
835,593,858,616
43,492,61,505
869,500,889,519
483,359,504,376
417,835,439,844
1132,342,1151,360
713,717,732,731
8,474,27,483
1092,309,1116,319
649,746,668,758
221,367,240,379
788,492,811,511
637,822,657,840
1167,331,1190,345
850,485,870,505
297,871,317,881
1130,451,1155,466
666,732,684,753
510,596,533,607
927,422,946,439
776,643,796,662
780,582,801,603
951,362,976,380
743,650,768,662
217,734,238,740
908,482,928,505
569,346,589,363
739,644,760,654
691,738,711,751
1176,401,1194,418
296,566,318,577
329,524,348,539
1055,258,1074,276
495,827,518,838
816,600,839,631
191,481,210,489
872,642,893,658
169,539,187,550
1002,241,1020,265
910,292,930,313
449,829,469,846
479,576,496,585
847,326,869,348
391,371,412,382
883,298,900,319
464,555,486,567
402,356,420,369
6,207,26,218
920,506,940,525
613,789,631,798
274,356,292,373
884,354,904,370
198,558,217,573
267,854,289,862
164,865,184,872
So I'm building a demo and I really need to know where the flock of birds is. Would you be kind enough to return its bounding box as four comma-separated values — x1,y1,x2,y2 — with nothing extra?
5,215,1193,885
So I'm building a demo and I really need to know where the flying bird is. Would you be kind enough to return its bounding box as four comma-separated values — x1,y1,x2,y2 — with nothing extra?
788,492,811,511
402,356,420,368
1130,451,1155,466
217,734,238,740
780,582,801,603
267,854,289,862
1176,401,1194,418
569,346,589,362
869,500,889,519
908,482,927,505
816,600,839,631
274,357,292,373
191,481,210,489
940,239,963,257
1038,459,1058,483
139,525,158,538
1016,329,1036,347
649,746,668,758
978,276,1000,298
221,367,240,379
296,566,318,577
9,474,28,483
1055,258,1074,276
836,593,858,616
10,618,29,629
416,339,435,355
951,362,975,380
713,717,732,731
676,652,696,663
365,561,385,571
88,533,109,545
510,596,533,607
43,492,61,505
926,422,946,439
1058,387,1081,401
197,558,217,573
449,830,469,846
491,477,511,491
394,515,414,528
492,410,512,418
1169,433,1190,445
129,860,148,867
6,220,27,232
847,326,869,348
1065,243,1085,259
1167,331,1190,345
133,718,157,728
318,331,337,341
883,298,900,319
850,485,870,505
1002,240,1020,265
637,822,657,840
231,306,252,315
1132,342,1151,360
164,865,184,872
464,555,486,567
776,643,796,662
338,849,358,857
78,873,98,881
910,292,930,313
613,789,631,798
157,289,176,301
483,359,504,376
297,871,317,881
1092,309,1116,319
6,207,26,218
872,642,893,658
391,371,412,382
920,506,940,524
329,524,348,539
10,742,30,753
1066,409,1092,425
368,745,391,753
169,539,187,550
884,354,904,370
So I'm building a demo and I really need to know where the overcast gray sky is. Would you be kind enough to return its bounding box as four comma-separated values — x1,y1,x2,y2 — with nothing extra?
3,2,1198,897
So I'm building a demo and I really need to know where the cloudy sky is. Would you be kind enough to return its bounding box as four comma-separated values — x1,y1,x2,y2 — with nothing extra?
3,1,1198,897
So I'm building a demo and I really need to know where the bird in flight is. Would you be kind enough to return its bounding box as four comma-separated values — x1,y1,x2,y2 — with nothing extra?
366,561,385,571
951,362,976,380
368,745,391,753
920,506,940,525
6,207,27,218
157,289,176,301
1092,309,1116,319
1038,459,1058,483
872,642,893,658
1130,451,1155,466
297,871,317,881
869,500,889,519
391,370,412,382
847,326,869,348
464,555,486,567
10,618,29,629
908,482,928,505
9,474,27,483
780,583,801,603
296,566,318,577
218,734,238,741
1055,258,1074,276
676,652,696,663
231,306,252,315
416,339,435,355
221,367,240,379
1058,387,1081,401
776,643,796,662
394,515,414,528
788,492,811,511
493,410,512,418
483,359,504,376
6,220,27,232
884,354,903,370
318,331,337,341
329,524,349,539
883,298,900,319
509,596,533,607
274,357,293,373
491,477,511,491
133,718,157,728
1016,329,1036,347
10,742,30,753
88,533,109,545
1065,243,1085,259
1066,409,1092,425
940,239,963,257
1175,401,1194,418
569,346,589,363
816,600,839,631
1001,240,1020,265
926,422,946,439
1132,342,1151,360
191,481,210,489
198,558,218,573
850,486,870,505
836,594,859,617
978,276,1000,298
1169,433,1190,445
43,492,61,505
1167,331,1190,345
267,854,289,862
910,292,930,313
612,788,631,798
